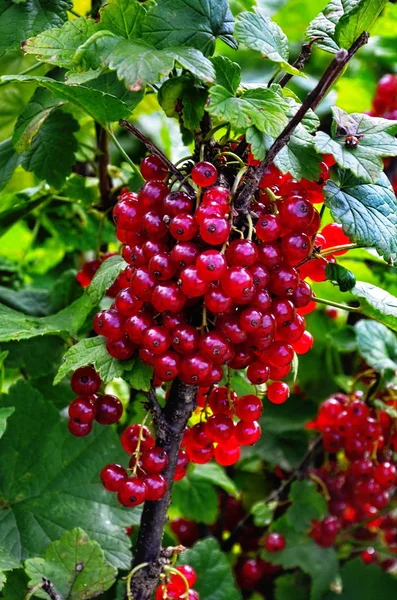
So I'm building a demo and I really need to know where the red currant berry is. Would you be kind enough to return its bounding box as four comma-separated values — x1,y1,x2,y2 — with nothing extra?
235,420,261,445
95,394,123,425
68,397,96,424
68,420,92,437
140,155,168,181
267,382,290,404
191,161,218,187
141,447,169,474
100,463,128,492
264,533,285,552
143,474,167,501
236,395,263,421
117,477,147,507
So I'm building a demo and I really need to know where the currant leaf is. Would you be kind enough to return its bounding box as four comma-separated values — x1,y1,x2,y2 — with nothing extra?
355,320,397,372
335,0,388,49
351,281,397,332
0,139,20,192
325,263,356,292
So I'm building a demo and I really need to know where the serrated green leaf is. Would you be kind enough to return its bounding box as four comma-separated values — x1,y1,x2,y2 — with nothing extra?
179,538,241,600
324,172,397,264
325,263,356,292
158,76,208,130
352,281,397,331
305,0,363,53
169,47,215,83
0,547,20,591
124,359,153,392
325,558,397,600
0,139,20,191
335,0,388,49
0,75,132,127
172,473,219,525
211,56,241,95
208,86,289,137
235,8,301,76
0,380,138,568
0,407,14,440
251,500,275,526
142,0,237,56
287,481,327,532
274,127,322,181
354,320,397,371
20,110,78,188
25,528,117,600
190,462,238,497
98,0,147,40
87,255,125,306
0,0,72,55
315,109,397,183
22,16,97,68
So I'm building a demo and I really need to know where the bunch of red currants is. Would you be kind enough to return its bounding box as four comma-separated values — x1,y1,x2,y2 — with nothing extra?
155,565,199,600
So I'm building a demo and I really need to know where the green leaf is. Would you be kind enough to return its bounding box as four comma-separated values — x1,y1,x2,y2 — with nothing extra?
173,475,218,524
0,547,20,591
1,569,28,600
274,127,322,181
142,0,237,56
208,85,289,137
287,481,327,532
0,75,132,127
354,320,397,371
0,407,14,440
306,0,344,53
190,462,238,497
326,326,358,353
352,281,397,332
315,108,397,184
335,0,388,49
124,359,153,393
325,558,397,600
0,380,138,569
98,0,148,40
87,255,125,306
275,573,308,600
55,336,134,385
158,76,208,130
325,263,356,292
20,110,78,189
22,16,97,69
0,0,72,55
169,47,215,83
0,193,49,238
324,173,397,263
235,8,301,76
12,87,66,154
24,528,117,599
179,538,241,600
0,139,20,191
2,337,65,378
250,500,275,526
211,56,241,95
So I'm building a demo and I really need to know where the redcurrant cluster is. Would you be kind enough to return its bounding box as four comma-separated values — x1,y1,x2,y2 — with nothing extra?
155,565,199,600
368,73,397,120
67,366,123,436
91,151,339,406
101,424,169,507
307,393,397,554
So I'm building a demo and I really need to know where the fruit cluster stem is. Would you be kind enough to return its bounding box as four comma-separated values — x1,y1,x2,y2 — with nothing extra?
234,31,369,215
127,379,197,600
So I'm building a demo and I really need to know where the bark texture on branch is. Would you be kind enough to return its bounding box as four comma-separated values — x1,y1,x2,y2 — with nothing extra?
42,578,62,600
128,379,197,600
234,32,369,215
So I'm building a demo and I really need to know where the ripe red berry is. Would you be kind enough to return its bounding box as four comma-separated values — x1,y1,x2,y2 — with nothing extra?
264,533,285,552
205,414,234,443
196,250,227,281
200,216,230,245
236,395,263,421
235,420,261,445
71,366,101,396
141,447,169,474
68,419,92,437
191,161,218,187
68,397,96,424
267,382,290,404
143,474,167,501
140,155,168,181
117,477,147,507
121,424,155,454
95,394,123,425
214,443,241,466
100,464,128,492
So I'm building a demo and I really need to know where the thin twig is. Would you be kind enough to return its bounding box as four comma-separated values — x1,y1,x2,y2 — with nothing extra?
42,579,62,600
119,120,195,196
278,37,323,88
234,32,369,215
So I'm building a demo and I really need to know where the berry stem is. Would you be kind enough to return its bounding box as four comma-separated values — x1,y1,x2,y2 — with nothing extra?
320,243,361,256
234,31,369,214
246,214,254,241
119,119,195,196
131,414,149,477
128,379,197,600
313,297,361,313
108,129,142,179
214,151,246,169
278,38,323,88
125,563,150,600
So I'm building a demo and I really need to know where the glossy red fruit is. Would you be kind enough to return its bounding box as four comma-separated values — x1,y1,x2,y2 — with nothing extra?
171,242,200,269
141,447,169,474
235,420,261,445
63,368,91,406
179,354,212,385
115,288,144,317
170,214,199,241
196,250,227,281
68,397,96,424
281,233,312,265
121,424,155,454
236,395,263,421
125,312,154,344
149,253,177,281
151,283,187,313
226,239,258,267
264,533,286,552
143,326,172,355
267,382,290,404
170,565,197,594
187,443,214,464
293,330,314,354
269,266,299,297
200,216,230,245
140,155,168,181
117,477,147,507
95,395,123,425
199,332,233,365
247,362,270,385
279,196,315,232
100,463,128,492
214,443,241,466
205,414,234,442
144,474,167,501
321,223,351,255
138,181,168,211
221,267,253,299
154,351,181,381
68,420,92,437
163,191,194,216
106,337,136,360
191,161,218,187
256,214,282,242
179,266,209,297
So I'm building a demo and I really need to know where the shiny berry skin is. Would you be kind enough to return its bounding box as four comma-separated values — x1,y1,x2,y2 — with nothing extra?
68,397,96,424
95,395,123,425
214,443,241,466
93,309,124,339
180,354,212,385
141,447,169,474
208,386,237,416
149,253,177,281
179,266,209,297
114,288,143,317
204,285,233,313
143,326,171,355
163,191,194,216
235,420,261,445
151,283,187,313
258,242,282,269
226,240,258,267
321,223,351,255
131,268,157,301
171,324,199,354
293,330,314,354
247,362,270,385
291,280,312,308
155,585,179,600
169,214,198,241
174,449,190,481
142,211,168,239
236,395,262,421
281,233,312,265
68,420,92,437
361,548,377,565
374,462,397,488
217,315,247,344
205,414,234,442
196,250,227,281
256,214,281,242
279,196,315,232
125,312,154,344
143,474,167,501
191,161,218,187
203,185,230,206
221,267,253,299
106,337,136,360
170,565,197,595
71,366,101,396
138,181,168,211
113,198,141,231
264,533,285,552
154,351,181,381
100,463,128,492
170,242,200,269
117,477,147,507
269,266,299,297
140,155,168,181
239,307,263,332
200,216,230,245
267,382,290,404
121,424,155,454
199,332,233,365
187,443,214,464
266,341,294,366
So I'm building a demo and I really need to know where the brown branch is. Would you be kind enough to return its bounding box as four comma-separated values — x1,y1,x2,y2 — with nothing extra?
119,119,196,196
42,578,62,600
221,436,323,551
95,123,112,211
234,31,369,215
277,37,322,88
128,379,197,600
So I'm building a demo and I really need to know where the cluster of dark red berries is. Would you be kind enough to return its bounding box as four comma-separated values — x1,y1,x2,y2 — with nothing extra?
307,393,397,555
101,424,169,507
91,151,345,406
155,565,199,600
67,366,123,436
